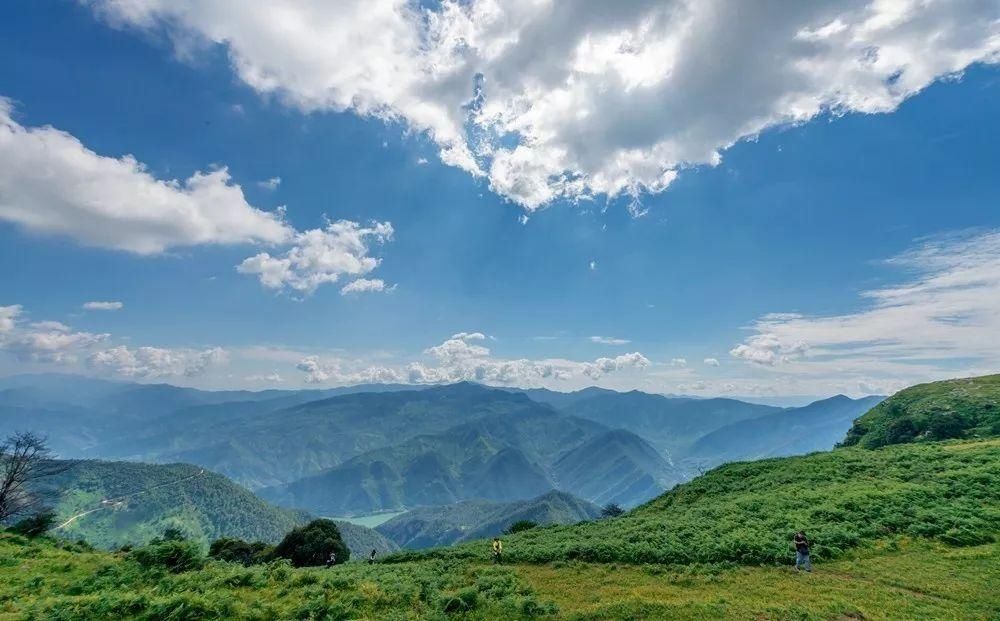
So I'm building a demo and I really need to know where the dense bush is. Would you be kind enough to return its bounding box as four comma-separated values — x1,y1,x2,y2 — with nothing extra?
601,503,625,518
506,520,538,535
129,531,205,573
209,536,274,566
129,539,205,573
271,519,350,567
10,510,57,537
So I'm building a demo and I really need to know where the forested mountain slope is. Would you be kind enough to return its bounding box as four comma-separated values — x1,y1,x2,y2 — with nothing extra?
36,461,311,549
261,407,680,515
377,490,600,549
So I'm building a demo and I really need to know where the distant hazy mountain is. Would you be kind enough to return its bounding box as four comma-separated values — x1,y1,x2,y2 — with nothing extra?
376,490,601,549
156,383,553,489
686,394,885,467
260,399,682,515
330,520,401,558
2,374,888,522
501,386,618,409
558,390,782,456
550,429,676,506
0,374,415,463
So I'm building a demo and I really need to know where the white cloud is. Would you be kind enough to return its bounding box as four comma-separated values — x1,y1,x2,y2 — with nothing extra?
0,303,227,377
424,334,491,366
88,1,999,211
730,332,809,366
416,157,428,165
0,305,22,334
340,278,391,295
677,381,707,392
0,315,108,364
0,98,291,254
257,176,281,190
451,332,487,341
237,220,393,294
83,301,124,311
589,260,597,271
88,345,228,378
296,355,401,385
670,358,687,367
295,334,650,386
729,229,1000,388
589,335,630,345
245,372,285,383
582,352,651,380
703,357,720,367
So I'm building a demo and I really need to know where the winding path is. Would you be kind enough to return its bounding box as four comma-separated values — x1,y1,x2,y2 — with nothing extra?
54,468,206,530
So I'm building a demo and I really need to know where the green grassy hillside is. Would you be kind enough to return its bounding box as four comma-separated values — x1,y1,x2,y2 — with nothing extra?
2,437,997,619
2,526,997,619
398,438,1000,565
33,460,398,558
40,461,311,549
842,374,1000,448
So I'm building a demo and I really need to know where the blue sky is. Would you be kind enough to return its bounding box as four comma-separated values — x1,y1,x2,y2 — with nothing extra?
1,1,999,400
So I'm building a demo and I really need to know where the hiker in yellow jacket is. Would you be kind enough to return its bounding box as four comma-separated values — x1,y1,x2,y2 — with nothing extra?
491,537,503,564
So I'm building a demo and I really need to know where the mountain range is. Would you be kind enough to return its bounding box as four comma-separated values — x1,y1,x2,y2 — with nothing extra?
259,401,681,514
2,374,883,518
686,394,885,467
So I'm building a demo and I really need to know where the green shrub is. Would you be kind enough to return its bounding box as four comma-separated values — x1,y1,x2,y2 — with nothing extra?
130,539,205,573
271,519,349,567
441,586,479,613
601,503,626,518
506,520,538,535
10,511,57,537
208,537,273,566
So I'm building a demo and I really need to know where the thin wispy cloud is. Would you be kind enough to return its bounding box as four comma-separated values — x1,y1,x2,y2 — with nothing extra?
589,336,630,345
728,229,1000,392
83,301,123,311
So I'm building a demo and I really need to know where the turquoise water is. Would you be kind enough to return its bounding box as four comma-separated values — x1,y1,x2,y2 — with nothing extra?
329,511,405,528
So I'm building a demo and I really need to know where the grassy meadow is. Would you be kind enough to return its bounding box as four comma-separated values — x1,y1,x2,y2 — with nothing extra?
3,437,998,619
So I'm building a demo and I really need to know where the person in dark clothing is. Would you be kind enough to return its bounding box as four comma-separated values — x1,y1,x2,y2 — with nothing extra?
325,551,337,568
368,549,377,565
793,531,811,572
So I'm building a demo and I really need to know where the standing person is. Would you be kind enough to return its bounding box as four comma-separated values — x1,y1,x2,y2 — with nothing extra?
368,549,377,565
491,537,503,564
793,531,811,572
325,551,337,568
